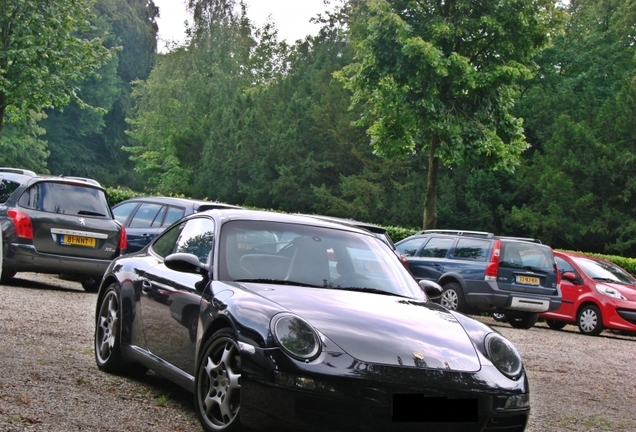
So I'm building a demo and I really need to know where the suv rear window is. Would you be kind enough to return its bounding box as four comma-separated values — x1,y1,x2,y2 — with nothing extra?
500,242,554,272
18,182,110,217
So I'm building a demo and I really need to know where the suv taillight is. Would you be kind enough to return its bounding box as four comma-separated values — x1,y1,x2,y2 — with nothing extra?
118,225,127,251
485,239,501,281
7,209,34,239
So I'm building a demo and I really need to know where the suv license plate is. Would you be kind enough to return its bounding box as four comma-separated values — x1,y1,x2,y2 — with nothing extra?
517,275,540,285
61,235,96,247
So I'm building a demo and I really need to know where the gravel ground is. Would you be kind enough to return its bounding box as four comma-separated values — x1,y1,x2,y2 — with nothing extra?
0,273,635,432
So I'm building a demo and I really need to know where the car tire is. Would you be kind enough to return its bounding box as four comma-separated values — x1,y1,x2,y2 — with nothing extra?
492,312,508,322
508,312,539,329
82,277,102,293
95,283,147,376
195,329,242,432
546,320,567,330
0,269,17,284
439,282,467,312
577,305,603,336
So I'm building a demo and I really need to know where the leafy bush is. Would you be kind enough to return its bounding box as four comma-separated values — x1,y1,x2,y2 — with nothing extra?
105,187,146,207
386,226,419,243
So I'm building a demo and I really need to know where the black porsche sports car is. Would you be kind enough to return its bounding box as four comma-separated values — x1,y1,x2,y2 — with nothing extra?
94,209,530,432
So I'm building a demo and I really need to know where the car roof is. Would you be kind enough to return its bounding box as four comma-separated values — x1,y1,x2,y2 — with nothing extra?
115,196,241,210
298,214,387,234
200,209,374,235
413,229,542,244
555,250,604,261
0,167,103,189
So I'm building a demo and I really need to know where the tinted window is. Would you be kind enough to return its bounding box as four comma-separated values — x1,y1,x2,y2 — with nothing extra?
129,203,163,228
174,218,215,262
454,238,490,261
164,206,186,226
151,206,167,228
18,182,110,217
0,179,20,204
112,202,139,225
419,237,453,258
396,237,427,257
152,223,184,258
500,242,554,272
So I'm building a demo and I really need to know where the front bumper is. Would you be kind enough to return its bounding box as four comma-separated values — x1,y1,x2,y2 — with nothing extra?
239,349,530,432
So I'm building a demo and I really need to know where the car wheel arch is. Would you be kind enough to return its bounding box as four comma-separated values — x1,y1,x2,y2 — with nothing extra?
198,315,237,360
576,300,603,322
438,274,467,291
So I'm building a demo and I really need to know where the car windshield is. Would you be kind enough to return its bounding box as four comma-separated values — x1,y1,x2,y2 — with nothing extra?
219,220,424,299
18,181,111,217
573,257,636,284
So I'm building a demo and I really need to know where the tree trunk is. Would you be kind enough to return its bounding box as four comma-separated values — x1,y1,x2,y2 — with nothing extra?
423,135,440,229
0,91,5,135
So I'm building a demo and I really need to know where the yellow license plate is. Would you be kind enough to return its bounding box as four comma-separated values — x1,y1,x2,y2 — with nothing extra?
517,275,540,285
62,235,96,247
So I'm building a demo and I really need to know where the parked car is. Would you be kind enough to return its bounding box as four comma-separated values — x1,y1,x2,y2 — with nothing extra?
395,229,562,329
539,251,636,336
0,167,125,292
112,196,241,253
94,210,530,432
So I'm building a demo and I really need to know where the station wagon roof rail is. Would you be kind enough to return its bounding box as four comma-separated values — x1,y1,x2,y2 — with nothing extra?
417,229,495,238
497,236,542,244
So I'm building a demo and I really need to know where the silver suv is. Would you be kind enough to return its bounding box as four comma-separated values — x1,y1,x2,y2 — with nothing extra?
0,168,125,291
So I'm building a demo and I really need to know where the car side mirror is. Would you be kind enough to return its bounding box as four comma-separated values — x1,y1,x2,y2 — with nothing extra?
165,253,209,275
419,280,443,299
562,271,577,282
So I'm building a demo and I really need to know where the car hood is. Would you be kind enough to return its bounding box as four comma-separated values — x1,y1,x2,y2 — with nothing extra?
249,285,481,372
598,281,636,301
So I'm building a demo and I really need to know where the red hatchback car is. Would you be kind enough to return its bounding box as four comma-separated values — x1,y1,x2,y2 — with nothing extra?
540,251,636,335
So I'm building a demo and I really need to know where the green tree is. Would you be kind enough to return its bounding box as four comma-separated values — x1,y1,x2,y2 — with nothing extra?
0,0,114,136
337,0,565,229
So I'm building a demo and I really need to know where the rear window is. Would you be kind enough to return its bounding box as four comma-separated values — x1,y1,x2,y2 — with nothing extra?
18,181,110,217
500,242,554,272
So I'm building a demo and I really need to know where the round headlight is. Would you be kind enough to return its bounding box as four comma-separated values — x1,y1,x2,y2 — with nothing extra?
485,333,523,378
271,313,321,361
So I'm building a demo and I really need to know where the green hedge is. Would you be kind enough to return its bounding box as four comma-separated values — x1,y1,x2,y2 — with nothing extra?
104,187,636,274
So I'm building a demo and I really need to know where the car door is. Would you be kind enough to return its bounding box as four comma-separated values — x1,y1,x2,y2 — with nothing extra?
553,256,580,320
406,236,454,282
138,216,215,375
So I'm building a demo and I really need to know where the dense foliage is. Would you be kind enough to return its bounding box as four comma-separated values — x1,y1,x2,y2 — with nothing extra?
4,0,636,258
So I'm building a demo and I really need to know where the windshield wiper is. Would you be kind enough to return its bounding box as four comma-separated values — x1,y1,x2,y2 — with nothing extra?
334,286,407,297
78,210,106,216
233,278,326,288
592,277,620,283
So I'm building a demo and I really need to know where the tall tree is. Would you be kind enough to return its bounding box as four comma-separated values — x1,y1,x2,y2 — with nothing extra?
0,0,114,136
337,0,565,228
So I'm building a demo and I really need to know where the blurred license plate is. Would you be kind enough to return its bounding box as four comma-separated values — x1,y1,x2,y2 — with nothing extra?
517,275,540,285
61,235,96,247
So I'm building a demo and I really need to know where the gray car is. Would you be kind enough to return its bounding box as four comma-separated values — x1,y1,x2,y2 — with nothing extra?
0,167,125,291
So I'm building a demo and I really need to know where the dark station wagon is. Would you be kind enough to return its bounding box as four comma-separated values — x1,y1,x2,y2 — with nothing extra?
0,167,125,291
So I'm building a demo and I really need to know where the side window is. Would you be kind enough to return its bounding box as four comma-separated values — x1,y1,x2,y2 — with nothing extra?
556,257,575,274
396,237,428,257
419,237,453,258
0,179,20,204
152,223,184,258
151,206,167,228
163,206,186,226
112,202,139,225
129,203,163,228
175,218,215,262
454,238,490,261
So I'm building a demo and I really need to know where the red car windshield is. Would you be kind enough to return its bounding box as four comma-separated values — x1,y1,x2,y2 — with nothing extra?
573,257,636,285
